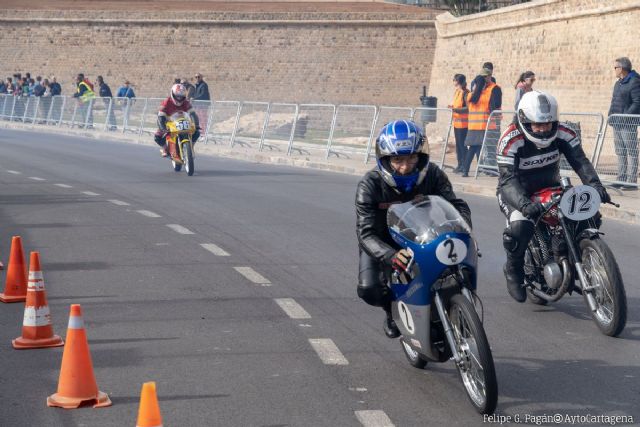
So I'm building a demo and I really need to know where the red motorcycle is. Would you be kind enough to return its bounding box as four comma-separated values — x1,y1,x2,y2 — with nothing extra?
524,177,627,336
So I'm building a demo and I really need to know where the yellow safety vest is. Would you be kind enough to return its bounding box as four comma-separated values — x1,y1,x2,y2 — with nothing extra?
77,82,96,103
452,88,469,129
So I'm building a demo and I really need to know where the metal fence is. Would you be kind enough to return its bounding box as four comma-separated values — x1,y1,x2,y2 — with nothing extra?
3,94,631,187
594,114,639,189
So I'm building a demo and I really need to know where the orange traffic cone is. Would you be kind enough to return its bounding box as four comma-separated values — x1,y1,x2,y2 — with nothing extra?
136,382,163,427
47,304,112,409
12,252,64,349
0,236,28,303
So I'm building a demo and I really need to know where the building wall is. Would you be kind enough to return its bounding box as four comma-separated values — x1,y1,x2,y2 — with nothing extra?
428,0,640,115
0,8,436,106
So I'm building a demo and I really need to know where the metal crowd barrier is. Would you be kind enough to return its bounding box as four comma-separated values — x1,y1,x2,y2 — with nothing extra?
594,113,639,189
260,102,297,152
412,107,453,169
327,104,377,160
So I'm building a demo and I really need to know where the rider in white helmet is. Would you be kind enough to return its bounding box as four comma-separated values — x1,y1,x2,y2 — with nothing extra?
496,91,611,302
154,83,201,158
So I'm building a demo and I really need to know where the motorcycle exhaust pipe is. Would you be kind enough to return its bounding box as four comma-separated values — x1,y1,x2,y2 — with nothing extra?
529,259,572,303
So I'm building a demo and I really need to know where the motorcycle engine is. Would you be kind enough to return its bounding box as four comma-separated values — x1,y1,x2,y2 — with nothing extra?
543,262,563,289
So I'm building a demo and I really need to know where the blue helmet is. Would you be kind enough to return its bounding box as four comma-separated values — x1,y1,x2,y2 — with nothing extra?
375,120,429,193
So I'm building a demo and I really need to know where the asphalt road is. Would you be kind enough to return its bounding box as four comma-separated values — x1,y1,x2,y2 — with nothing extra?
0,128,638,427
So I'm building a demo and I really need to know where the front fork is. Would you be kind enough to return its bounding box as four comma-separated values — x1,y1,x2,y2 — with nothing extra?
433,291,463,364
559,215,598,312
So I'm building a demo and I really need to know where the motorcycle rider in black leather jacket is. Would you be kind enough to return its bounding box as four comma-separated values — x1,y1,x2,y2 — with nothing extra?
356,120,472,338
497,91,610,302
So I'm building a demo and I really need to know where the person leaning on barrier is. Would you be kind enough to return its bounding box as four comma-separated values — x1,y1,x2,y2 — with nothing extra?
154,84,201,159
193,73,210,101
49,76,61,96
496,91,611,303
460,68,502,177
608,57,640,189
355,120,472,339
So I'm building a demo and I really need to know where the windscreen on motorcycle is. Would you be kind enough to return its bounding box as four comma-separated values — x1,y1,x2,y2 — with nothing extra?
387,197,471,245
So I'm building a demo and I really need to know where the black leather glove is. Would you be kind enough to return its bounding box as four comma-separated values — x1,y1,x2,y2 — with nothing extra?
522,202,545,220
595,186,611,204
391,249,412,273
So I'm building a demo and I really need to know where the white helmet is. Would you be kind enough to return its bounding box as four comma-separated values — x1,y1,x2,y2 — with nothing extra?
170,83,187,106
517,91,559,149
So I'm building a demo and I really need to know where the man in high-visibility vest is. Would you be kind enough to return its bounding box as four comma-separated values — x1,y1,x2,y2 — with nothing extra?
73,73,95,128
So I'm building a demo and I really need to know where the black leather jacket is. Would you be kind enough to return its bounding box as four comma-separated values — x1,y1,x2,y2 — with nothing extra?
356,163,472,264
496,122,603,211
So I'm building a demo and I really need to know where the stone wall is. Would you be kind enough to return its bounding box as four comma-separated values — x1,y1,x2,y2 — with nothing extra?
428,0,640,116
0,6,437,106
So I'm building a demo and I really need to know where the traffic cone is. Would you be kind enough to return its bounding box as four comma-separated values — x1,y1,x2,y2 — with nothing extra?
136,382,163,427
12,252,64,349
47,304,112,409
0,236,28,303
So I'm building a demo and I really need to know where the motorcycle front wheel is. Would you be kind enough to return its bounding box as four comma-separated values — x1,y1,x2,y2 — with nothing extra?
400,338,428,369
448,294,498,415
183,142,194,176
580,238,627,337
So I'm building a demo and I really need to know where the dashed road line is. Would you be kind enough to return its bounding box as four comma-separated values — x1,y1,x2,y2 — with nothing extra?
166,224,194,234
29,177,46,181
54,183,73,188
234,266,271,286
200,243,230,257
137,210,161,218
355,410,395,427
108,199,130,206
308,338,349,365
274,298,311,319
7,170,21,174
82,191,100,196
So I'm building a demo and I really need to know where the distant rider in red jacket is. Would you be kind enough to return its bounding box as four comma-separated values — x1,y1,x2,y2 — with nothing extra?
154,84,201,158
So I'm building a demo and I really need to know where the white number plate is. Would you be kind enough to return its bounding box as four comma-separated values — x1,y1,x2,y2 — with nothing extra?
435,237,467,265
559,185,600,221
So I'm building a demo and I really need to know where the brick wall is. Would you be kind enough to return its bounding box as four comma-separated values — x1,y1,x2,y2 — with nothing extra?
428,0,640,116
0,8,436,107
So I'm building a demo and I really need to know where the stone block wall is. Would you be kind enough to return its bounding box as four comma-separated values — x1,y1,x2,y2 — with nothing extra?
428,0,640,116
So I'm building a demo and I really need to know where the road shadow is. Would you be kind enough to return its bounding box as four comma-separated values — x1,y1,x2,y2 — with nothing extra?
110,393,230,405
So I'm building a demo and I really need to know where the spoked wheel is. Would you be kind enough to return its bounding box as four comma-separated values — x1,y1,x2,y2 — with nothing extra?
448,294,498,414
580,238,627,337
400,338,428,369
183,142,194,176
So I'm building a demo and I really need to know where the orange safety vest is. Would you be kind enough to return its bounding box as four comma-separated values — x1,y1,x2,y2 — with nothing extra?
467,82,498,131
452,88,469,129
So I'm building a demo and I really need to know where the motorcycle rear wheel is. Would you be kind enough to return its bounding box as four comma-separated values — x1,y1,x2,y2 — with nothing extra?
400,338,428,369
448,294,498,414
580,238,627,337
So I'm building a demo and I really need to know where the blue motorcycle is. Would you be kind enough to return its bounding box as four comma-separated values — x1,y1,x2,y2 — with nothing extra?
387,196,498,414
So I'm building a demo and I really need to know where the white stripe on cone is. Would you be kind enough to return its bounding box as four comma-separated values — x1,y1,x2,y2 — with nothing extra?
68,315,84,330
23,306,52,327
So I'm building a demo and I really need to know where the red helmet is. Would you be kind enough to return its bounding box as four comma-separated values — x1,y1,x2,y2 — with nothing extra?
170,84,187,106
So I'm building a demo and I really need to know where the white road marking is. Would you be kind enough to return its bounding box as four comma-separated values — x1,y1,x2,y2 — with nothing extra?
355,410,395,427
200,243,230,257
29,177,45,181
137,210,161,218
234,266,271,285
7,170,21,174
82,191,100,196
54,183,72,188
108,199,130,206
166,224,193,234
274,298,311,319
309,338,349,365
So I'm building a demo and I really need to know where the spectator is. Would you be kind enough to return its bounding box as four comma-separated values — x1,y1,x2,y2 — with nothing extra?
96,75,117,129
73,73,95,128
50,76,62,96
181,78,195,100
608,56,640,189
193,73,210,101
0,79,5,95
21,77,30,97
460,68,502,177
33,76,45,97
116,80,136,99
447,73,469,173
471,62,497,92
38,79,53,123
174,77,181,84
5,77,14,94
514,71,535,110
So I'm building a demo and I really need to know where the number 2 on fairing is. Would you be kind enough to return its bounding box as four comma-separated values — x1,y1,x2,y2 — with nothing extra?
435,237,467,265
